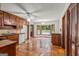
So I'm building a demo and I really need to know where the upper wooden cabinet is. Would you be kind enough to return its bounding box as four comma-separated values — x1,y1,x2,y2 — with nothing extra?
16,17,23,29
20,18,26,28
4,12,10,25
0,10,28,29
4,12,16,26
23,19,27,25
9,14,16,25
0,11,3,27
16,17,20,29
16,16,27,29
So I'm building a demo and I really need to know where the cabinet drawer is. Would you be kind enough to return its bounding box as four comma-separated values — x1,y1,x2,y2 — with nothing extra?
0,37,7,40
51,34,61,46
7,34,19,44
7,35,18,38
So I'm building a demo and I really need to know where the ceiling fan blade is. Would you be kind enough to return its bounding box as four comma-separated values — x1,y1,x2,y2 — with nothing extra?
31,14,41,19
15,3,29,14
31,8,44,14
6,11,26,14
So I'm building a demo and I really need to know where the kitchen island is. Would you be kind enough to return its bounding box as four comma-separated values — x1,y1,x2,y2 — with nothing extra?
0,40,17,56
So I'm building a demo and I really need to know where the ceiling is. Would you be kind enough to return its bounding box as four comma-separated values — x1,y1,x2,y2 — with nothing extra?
0,3,70,23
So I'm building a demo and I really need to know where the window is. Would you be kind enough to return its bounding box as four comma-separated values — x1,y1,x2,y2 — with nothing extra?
42,25,50,30
37,24,55,34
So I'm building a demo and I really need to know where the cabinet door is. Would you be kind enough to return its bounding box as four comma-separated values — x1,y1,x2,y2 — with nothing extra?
7,35,19,44
4,12,10,25
51,34,61,46
0,11,3,27
0,37,7,40
19,18,23,28
16,17,19,29
9,14,16,25
16,17,21,29
22,19,27,25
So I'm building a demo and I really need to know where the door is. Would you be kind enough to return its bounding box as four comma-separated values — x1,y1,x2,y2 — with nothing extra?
62,15,65,48
62,10,71,56
30,25,34,37
69,4,77,56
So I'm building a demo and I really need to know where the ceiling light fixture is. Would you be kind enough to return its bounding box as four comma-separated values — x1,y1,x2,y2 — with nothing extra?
27,18,31,22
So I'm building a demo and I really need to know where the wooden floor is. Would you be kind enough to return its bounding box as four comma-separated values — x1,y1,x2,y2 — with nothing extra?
16,35,65,56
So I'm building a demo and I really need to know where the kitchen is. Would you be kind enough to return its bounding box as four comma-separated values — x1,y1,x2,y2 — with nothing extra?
0,10,29,56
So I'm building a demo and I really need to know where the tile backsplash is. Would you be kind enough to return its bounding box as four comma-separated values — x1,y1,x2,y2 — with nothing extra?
0,29,20,34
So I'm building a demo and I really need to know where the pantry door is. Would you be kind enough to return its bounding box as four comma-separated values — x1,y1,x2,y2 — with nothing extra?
77,3,79,56
69,4,78,56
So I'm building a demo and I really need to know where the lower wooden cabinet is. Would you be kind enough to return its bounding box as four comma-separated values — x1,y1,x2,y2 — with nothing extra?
7,34,19,44
0,37,6,40
51,33,61,46
0,34,19,44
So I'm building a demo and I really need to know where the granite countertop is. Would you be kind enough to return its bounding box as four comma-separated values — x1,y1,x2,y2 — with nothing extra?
0,40,16,48
0,33,26,37
0,33,19,37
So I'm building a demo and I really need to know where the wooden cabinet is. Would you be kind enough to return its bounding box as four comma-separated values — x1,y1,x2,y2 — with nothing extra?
4,12,17,26
0,11,4,27
4,12,10,25
3,12,17,29
51,34,61,46
19,18,23,28
16,17,20,29
16,17,23,29
0,40,17,56
9,14,16,25
0,34,19,44
0,36,6,40
16,17,27,29
7,34,19,44
0,10,27,29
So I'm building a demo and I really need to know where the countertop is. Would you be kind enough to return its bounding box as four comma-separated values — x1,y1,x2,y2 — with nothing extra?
0,40,16,48
0,33,25,37
0,33,19,37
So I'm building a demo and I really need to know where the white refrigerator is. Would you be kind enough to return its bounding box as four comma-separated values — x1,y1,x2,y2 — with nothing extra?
19,25,27,44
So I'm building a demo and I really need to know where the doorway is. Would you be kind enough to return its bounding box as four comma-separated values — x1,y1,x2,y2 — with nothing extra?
30,25,34,37
37,25,55,35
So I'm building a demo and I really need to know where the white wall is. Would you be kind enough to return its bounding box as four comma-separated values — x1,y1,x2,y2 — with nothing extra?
34,24,37,37
59,19,62,34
